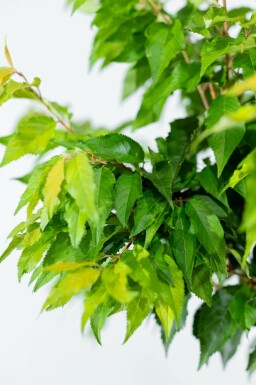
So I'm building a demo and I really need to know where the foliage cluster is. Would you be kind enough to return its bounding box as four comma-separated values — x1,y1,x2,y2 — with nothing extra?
1,0,256,372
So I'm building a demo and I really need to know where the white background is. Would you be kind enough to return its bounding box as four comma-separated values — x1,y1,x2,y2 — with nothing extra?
0,1,255,384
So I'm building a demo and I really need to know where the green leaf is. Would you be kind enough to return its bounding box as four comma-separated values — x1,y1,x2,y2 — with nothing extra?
145,209,166,248
191,264,213,307
145,20,185,84
172,207,196,286
41,157,65,229
0,235,24,264
193,288,237,368
90,167,115,242
18,228,54,280
130,190,167,237
167,117,198,180
233,51,256,78
185,195,227,276
155,300,175,340
65,201,87,248
145,161,173,206
230,286,256,331
102,261,137,303
15,157,60,216
65,152,96,218
72,0,87,13
206,96,245,177
0,80,28,106
198,165,228,207
247,345,256,373
43,261,98,272
240,175,256,263
114,172,142,227
81,284,108,332
224,149,256,191
122,62,150,100
133,63,200,129
0,67,13,86
220,329,243,368
124,288,153,342
82,134,144,164
42,267,100,310
91,298,119,344
1,115,56,166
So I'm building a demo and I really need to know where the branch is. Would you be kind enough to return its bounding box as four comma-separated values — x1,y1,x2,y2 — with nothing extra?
15,70,74,133
182,51,210,110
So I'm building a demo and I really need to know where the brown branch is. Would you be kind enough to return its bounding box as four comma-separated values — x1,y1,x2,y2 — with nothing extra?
209,83,217,100
182,51,210,110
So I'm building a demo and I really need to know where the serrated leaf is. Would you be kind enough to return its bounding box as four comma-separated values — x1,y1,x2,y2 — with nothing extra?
65,152,96,218
1,115,56,166
172,207,196,286
193,288,237,368
198,165,228,207
124,288,153,342
0,235,24,264
42,267,100,310
185,195,227,276
191,264,213,307
65,201,87,248
43,261,98,272
247,345,256,373
167,117,198,180
41,157,65,229
114,172,142,227
82,134,144,164
230,286,256,331
115,172,142,226
91,298,118,344
133,63,200,129
233,51,256,78
145,20,185,84
155,300,174,340
145,161,173,206
206,96,245,177
223,148,256,191
102,261,137,303
81,284,108,332
130,190,167,237
15,158,60,216
145,209,166,248
0,80,28,106
220,329,243,368
18,228,54,280
90,167,115,242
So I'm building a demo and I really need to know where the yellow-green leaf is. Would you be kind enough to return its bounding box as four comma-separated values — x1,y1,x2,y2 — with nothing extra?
65,152,96,218
102,262,137,303
41,157,65,229
155,300,174,340
42,268,100,310
0,67,13,86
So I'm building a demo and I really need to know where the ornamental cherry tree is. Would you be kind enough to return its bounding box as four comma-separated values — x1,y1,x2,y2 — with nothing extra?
1,0,256,372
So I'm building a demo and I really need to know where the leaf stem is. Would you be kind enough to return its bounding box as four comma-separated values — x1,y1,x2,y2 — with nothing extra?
14,70,74,133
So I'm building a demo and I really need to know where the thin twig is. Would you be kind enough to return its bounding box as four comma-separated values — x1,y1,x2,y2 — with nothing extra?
14,70,74,133
209,83,217,100
182,51,210,110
